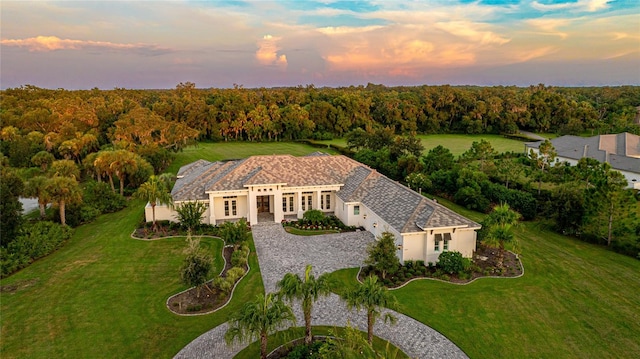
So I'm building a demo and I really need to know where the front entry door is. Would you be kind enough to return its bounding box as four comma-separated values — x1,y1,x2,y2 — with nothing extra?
257,196,270,213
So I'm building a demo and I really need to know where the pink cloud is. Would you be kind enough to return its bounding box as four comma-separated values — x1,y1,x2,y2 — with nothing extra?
0,35,170,55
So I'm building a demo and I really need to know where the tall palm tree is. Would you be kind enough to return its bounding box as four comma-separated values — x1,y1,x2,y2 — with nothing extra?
134,175,172,230
44,176,82,226
225,293,296,359
110,150,138,196
24,176,50,219
482,203,521,270
277,265,332,345
342,275,398,345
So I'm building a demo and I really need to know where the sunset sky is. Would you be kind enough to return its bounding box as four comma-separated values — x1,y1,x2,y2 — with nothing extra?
1,0,639,89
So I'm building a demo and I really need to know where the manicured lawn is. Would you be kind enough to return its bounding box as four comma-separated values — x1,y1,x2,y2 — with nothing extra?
0,200,264,359
318,134,525,157
166,141,338,173
329,200,640,359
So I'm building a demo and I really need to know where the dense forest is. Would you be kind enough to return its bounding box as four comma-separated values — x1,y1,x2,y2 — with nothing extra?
1,83,639,275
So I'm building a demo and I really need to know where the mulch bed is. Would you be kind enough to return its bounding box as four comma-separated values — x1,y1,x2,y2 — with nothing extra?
167,246,246,315
361,246,523,288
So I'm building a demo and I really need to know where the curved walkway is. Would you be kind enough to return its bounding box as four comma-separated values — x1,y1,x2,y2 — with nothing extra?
174,223,468,359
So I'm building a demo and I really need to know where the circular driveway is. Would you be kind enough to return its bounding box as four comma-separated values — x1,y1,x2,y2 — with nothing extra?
174,223,468,359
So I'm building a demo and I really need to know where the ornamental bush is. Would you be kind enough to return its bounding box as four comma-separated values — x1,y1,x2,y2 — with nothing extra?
303,209,324,224
437,251,468,274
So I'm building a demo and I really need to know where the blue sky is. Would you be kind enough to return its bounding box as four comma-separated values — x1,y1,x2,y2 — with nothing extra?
1,0,638,89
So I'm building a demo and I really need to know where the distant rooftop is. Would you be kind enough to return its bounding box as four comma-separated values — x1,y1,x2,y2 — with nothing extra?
526,132,640,173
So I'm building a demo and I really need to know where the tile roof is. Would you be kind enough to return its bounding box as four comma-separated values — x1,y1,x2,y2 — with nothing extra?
173,154,480,233
526,132,640,173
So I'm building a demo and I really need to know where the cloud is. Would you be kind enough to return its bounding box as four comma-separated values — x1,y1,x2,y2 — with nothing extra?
0,35,170,55
525,18,571,38
255,35,287,69
531,0,611,12
435,21,510,45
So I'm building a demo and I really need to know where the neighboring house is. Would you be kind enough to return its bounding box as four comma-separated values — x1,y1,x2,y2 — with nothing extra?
147,153,481,264
525,132,640,189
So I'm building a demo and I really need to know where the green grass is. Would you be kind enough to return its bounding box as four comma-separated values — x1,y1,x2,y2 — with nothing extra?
167,141,338,173
318,134,525,157
0,200,264,359
234,326,409,358
328,207,640,358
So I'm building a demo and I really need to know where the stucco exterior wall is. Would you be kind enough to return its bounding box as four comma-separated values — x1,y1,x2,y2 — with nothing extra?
401,232,426,262
145,204,179,223
213,196,248,222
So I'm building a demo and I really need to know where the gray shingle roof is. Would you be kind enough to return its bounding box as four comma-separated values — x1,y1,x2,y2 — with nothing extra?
173,154,480,233
526,132,640,173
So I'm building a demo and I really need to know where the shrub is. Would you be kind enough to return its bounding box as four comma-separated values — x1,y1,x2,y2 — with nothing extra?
231,247,249,268
83,181,126,214
213,276,232,296
225,267,246,283
219,219,249,247
1,221,72,277
303,209,324,224
437,251,467,274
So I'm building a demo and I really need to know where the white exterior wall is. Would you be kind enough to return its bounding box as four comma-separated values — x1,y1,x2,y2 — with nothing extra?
145,204,179,223
212,195,248,223
401,232,426,262
423,228,477,264
453,228,477,257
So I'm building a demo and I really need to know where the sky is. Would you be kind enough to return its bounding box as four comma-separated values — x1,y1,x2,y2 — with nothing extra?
1,0,639,89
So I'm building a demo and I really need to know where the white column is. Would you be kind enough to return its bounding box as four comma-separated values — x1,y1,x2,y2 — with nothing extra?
316,190,322,211
297,191,303,219
248,190,257,225
274,188,283,223
208,194,216,225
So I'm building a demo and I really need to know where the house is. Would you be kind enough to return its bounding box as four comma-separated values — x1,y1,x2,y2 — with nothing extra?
525,132,640,189
148,153,481,264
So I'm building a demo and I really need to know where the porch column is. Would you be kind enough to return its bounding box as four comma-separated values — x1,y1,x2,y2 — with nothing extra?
297,191,303,219
208,194,216,225
316,190,322,211
274,189,283,223
248,190,257,225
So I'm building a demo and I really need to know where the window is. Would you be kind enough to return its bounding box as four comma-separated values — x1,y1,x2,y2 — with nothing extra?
434,233,452,252
307,195,312,209
223,196,237,216
282,194,294,213
325,194,331,210
224,200,237,216
444,233,451,251
354,206,360,215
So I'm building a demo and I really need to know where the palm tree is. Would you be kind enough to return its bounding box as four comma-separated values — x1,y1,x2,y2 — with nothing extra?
44,176,82,226
134,175,172,230
277,265,332,345
342,275,398,345
110,150,138,196
225,293,296,359
482,203,521,270
24,176,50,219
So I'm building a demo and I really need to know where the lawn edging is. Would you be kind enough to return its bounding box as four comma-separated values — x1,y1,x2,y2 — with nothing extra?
355,250,524,290
165,243,251,316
